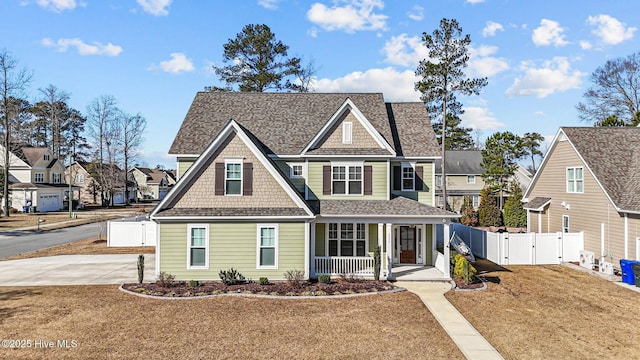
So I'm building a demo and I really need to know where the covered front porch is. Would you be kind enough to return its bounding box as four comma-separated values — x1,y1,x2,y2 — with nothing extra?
308,197,458,280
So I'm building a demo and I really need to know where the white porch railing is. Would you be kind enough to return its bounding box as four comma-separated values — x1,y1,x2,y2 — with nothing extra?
314,256,375,276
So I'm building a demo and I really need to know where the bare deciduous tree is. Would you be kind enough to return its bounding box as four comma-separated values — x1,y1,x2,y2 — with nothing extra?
120,111,146,204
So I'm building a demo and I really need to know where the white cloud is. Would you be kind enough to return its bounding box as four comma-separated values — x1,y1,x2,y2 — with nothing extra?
587,14,636,45
482,21,504,37
579,40,592,50
37,0,77,12
137,0,172,16
307,0,388,33
258,0,279,10
466,0,485,3
381,34,428,67
460,106,504,130
505,57,584,98
468,45,509,78
148,53,195,74
407,5,423,21
41,37,123,56
315,67,421,101
532,19,569,47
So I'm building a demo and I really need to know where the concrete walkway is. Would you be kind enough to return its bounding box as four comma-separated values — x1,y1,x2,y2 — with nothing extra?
0,254,155,286
396,281,504,360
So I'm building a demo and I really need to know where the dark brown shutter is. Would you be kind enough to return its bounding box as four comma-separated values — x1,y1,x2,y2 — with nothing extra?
415,166,424,191
364,165,373,195
215,162,225,195
243,163,253,196
323,165,331,195
393,166,401,191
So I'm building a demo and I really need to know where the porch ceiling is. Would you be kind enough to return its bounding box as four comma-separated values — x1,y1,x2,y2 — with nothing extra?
309,196,459,218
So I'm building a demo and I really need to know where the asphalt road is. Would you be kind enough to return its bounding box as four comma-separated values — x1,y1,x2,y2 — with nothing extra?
0,222,107,258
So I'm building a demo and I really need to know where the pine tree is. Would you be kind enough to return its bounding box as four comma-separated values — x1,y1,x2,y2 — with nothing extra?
503,181,527,228
478,187,502,226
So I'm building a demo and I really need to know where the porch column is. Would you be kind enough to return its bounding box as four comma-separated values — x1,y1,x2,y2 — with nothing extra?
378,223,384,276
385,223,393,280
310,222,316,279
443,222,450,278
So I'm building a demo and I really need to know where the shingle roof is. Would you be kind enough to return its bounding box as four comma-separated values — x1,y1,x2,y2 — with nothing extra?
153,207,310,218
169,92,439,157
562,127,640,212
309,196,458,217
15,147,49,166
435,150,484,175
523,197,551,210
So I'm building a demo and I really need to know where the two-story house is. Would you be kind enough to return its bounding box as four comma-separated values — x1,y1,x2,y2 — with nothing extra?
0,145,72,212
129,167,170,200
66,161,136,206
524,127,640,268
150,92,459,281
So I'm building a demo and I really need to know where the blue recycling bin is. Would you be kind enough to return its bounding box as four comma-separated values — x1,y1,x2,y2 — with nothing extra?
620,259,640,284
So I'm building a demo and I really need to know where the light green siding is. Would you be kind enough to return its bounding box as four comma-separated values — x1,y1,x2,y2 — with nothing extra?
307,161,387,200
159,222,306,280
390,161,435,206
177,160,195,179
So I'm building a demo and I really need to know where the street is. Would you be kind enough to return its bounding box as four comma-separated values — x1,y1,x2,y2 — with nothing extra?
0,222,107,258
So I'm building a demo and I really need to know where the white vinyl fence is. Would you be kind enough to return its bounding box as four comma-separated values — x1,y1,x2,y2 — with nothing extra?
107,218,157,247
449,223,583,265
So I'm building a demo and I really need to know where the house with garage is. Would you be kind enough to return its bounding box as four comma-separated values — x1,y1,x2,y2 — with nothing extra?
524,127,640,269
129,167,170,200
151,92,459,281
66,161,136,206
0,145,73,212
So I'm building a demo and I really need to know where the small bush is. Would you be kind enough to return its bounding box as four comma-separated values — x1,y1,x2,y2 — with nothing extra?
284,269,305,288
318,274,331,284
453,254,477,285
340,273,364,283
156,272,176,288
219,268,246,285
188,280,201,287
259,277,269,285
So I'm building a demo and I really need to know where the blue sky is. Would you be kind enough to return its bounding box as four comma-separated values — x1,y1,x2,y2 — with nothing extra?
1,0,638,168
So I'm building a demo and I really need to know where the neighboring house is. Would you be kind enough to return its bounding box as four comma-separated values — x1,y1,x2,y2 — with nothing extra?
434,150,532,212
151,92,459,281
129,167,170,200
65,161,136,206
524,127,640,268
0,145,73,212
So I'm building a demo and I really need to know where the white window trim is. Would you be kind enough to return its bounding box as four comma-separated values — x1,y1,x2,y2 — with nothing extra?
467,175,476,184
342,122,353,144
224,158,243,196
331,162,364,196
256,224,278,269
187,224,209,269
75,174,85,183
325,222,369,257
562,215,570,233
43,154,50,161
566,167,584,194
435,175,442,187
53,173,61,184
401,163,415,191
472,195,480,209
289,163,306,179
34,172,44,183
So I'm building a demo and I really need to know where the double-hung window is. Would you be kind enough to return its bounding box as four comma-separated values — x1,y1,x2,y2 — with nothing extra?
328,223,367,257
467,175,476,184
566,167,583,193
435,175,442,187
53,173,61,184
187,225,208,269
332,164,362,195
257,225,278,269
75,174,84,183
402,164,415,191
34,172,44,183
225,160,242,195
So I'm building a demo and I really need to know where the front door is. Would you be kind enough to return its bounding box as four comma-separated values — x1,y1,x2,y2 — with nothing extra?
399,226,416,264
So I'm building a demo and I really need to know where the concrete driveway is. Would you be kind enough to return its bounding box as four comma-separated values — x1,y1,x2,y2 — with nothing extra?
0,254,156,286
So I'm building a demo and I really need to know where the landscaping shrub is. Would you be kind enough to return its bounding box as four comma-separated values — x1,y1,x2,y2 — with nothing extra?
284,269,305,288
156,272,176,288
340,273,364,283
259,277,269,285
453,254,477,285
188,280,201,287
219,268,246,285
318,274,331,284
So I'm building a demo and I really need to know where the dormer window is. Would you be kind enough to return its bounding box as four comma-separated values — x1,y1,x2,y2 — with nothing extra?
44,154,50,161
342,122,352,144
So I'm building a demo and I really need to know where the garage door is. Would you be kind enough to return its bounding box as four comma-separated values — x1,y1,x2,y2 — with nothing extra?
38,194,60,212
113,193,124,204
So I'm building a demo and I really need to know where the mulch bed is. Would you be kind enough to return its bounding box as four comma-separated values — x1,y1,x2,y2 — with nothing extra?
123,279,397,297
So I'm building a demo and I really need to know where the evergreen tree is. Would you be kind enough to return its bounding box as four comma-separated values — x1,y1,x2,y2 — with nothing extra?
459,195,478,227
432,113,475,150
478,187,502,227
481,131,526,209
503,181,526,228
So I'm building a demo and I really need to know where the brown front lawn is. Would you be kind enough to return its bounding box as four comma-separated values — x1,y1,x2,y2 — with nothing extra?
446,261,640,359
0,286,463,359
0,237,155,261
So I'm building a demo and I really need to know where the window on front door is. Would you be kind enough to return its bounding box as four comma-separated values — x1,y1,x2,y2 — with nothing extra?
328,223,366,257
332,165,362,195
